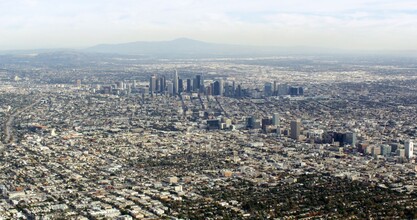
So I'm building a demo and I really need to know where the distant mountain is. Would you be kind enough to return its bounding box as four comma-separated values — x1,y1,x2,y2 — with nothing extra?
85,38,341,58
1,38,415,59
86,38,254,57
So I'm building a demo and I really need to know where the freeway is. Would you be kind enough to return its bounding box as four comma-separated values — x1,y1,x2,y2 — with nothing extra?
3,98,42,144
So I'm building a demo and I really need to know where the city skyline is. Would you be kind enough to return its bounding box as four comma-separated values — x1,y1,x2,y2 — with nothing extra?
0,0,417,51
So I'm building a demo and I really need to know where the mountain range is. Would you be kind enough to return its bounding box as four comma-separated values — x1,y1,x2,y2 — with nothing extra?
84,38,342,58
1,38,416,58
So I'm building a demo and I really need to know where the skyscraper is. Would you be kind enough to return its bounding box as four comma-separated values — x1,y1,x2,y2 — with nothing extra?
178,79,184,93
405,140,414,159
273,81,277,96
219,79,224,96
173,70,179,95
246,116,259,129
272,113,281,135
232,81,236,97
278,84,288,96
149,75,157,94
261,118,272,132
264,82,273,96
272,113,280,126
167,82,174,96
195,74,204,93
290,119,301,140
159,76,166,93
224,82,230,96
345,132,357,147
289,87,300,96
186,79,192,92
213,80,223,96
236,85,242,98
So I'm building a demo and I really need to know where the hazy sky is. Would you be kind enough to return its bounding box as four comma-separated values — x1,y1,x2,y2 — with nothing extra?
0,0,416,50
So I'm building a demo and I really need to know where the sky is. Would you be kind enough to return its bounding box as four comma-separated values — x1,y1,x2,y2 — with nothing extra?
0,0,417,50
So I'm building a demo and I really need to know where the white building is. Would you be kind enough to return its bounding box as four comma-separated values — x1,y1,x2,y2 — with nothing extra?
405,140,414,159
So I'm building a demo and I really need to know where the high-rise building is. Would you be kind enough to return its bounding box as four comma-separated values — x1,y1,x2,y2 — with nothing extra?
273,81,277,96
232,81,236,97
246,116,257,129
213,80,223,96
173,70,179,95
345,132,357,147
405,140,414,159
194,74,204,93
116,81,124,89
159,76,166,93
178,79,184,93
167,82,174,96
289,87,299,96
186,79,192,92
299,87,304,96
272,113,280,126
278,84,288,95
224,82,230,96
261,118,272,132
381,145,392,157
149,75,157,93
290,119,301,140
206,84,213,96
236,85,242,98
264,82,273,96
219,79,224,96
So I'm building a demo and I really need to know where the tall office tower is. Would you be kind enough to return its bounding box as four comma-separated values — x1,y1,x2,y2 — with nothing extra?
272,113,281,135
193,78,198,92
289,86,300,96
116,81,124,89
405,140,414,159
219,79,224,96
264,82,273,96
173,70,179,95
232,81,236,97
206,84,213,96
381,145,392,157
345,132,357,147
213,81,222,96
299,87,304,96
149,75,157,94
278,84,288,95
272,113,280,126
193,75,201,92
236,85,242,98
133,80,137,88
273,81,277,96
200,76,205,93
246,116,257,129
126,84,131,95
123,80,128,89
290,119,301,140
194,74,204,93
186,79,192,92
261,118,272,132
155,78,160,92
167,82,174,96
159,76,166,93
224,82,230,96
178,79,184,93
